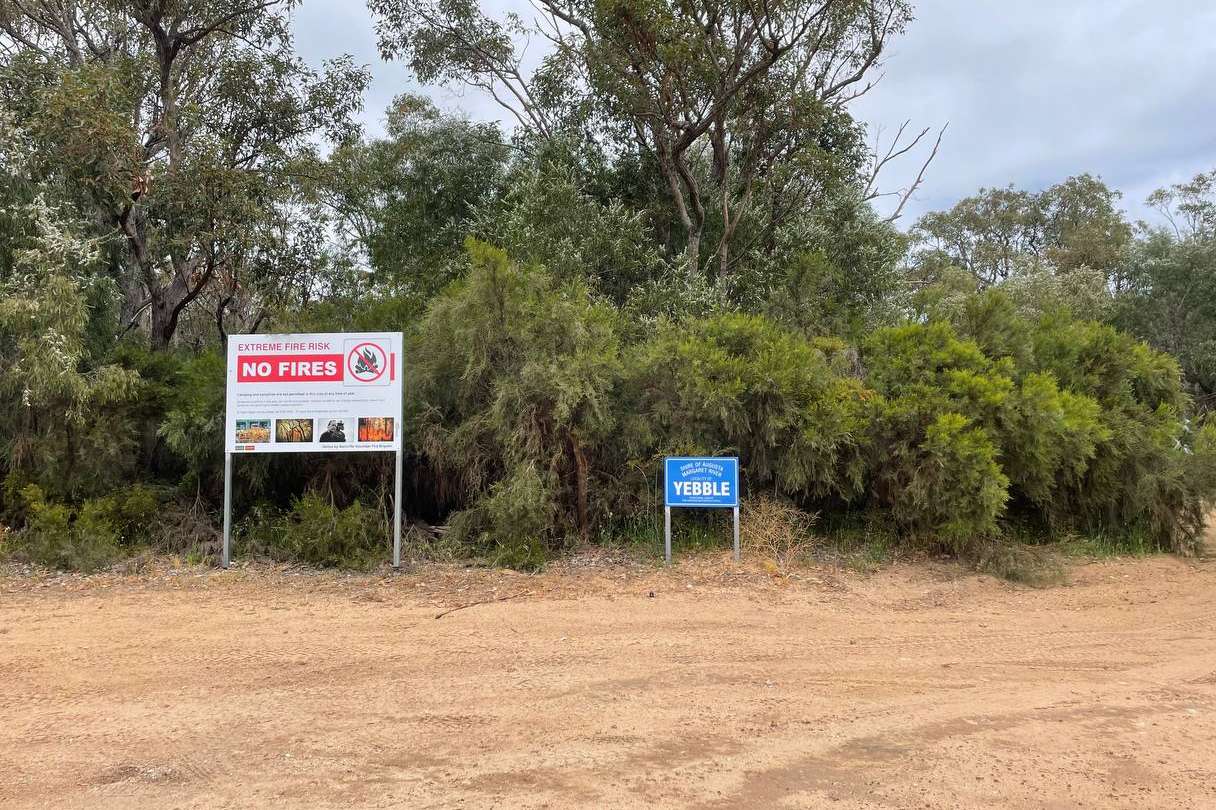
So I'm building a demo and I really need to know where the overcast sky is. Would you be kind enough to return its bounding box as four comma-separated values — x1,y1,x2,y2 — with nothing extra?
292,0,1216,226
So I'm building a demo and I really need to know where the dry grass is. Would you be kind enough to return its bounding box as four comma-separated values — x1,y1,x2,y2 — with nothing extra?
151,498,220,557
740,496,818,575
972,539,1067,587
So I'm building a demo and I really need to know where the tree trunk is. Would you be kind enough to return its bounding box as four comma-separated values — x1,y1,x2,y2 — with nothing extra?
685,229,702,277
149,290,176,351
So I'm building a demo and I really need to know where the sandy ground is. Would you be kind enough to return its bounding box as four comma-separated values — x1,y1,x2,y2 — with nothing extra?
3,547,1216,809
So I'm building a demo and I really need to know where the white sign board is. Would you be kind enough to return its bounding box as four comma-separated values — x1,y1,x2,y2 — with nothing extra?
224,332,403,453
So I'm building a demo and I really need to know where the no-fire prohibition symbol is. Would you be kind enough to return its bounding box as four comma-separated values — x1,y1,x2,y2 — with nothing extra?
345,339,391,385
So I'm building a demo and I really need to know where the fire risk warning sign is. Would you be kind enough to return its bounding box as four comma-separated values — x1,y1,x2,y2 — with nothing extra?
224,332,403,453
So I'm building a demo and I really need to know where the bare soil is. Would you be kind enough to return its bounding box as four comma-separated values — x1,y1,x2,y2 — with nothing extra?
3,548,1216,809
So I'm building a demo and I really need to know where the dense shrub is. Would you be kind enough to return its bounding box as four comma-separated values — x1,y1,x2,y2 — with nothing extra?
0,204,144,504
865,311,1214,553
445,464,554,571
864,323,1013,546
619,313,873,504
158,350,226,491
408,239,620,549
401,245,1216,568
999,374,1107,520
4,483,159,571
3,220,1212,571
1024,315,1208,551
238,493,387,569
410,248,876,560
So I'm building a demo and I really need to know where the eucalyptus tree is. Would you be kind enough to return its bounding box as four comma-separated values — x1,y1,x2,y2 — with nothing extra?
306,94,511,304
370,0,928,278
1117,170,1216,409
912,174,1131,289
0,1,368,349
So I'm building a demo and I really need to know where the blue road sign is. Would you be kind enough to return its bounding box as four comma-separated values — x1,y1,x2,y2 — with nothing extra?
665,457,739,508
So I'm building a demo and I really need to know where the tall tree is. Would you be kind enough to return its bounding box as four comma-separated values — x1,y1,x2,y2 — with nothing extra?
305,94,510,302
369,0,932,277
0,0,368,349
912,174,1130,289
1116,170,1216,409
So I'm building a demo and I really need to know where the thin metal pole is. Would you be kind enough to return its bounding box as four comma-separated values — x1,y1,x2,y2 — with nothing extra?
664,506,672,565
222,452,232,569
732,505,740,562
392,448,403,568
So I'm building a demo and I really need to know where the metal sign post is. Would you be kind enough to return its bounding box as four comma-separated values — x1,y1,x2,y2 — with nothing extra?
393,447,403,568
733,505,740,560
665,506,672,564
220,331,404,569
663,457,741,564
222,451,232,568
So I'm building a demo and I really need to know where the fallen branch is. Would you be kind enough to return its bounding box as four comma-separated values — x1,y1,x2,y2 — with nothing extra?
434,591,533,619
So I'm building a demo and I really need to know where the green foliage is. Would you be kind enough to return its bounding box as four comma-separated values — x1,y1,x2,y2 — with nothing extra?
1115,228,1216,409
370,0,903,277
471,158,667,306
445,464,553,571
311,94,510,303
1,0,370,349
760,194,908,337
409,239,620,547
864,323,1011,547
0,199,143,502
912,174,1131,287
916,413,1008,549
239,493,387,569
864,310,1214,554
621,313,872,504
6,483,159,572
1023,316,1209,550
1000,373,1107,516
158,351,227,489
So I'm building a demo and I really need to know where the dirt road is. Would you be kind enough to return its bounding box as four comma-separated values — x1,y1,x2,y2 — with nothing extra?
3,553,1216,809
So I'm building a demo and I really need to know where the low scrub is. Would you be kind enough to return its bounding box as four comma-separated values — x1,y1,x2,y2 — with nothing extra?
3,484,159,572
238,493,388,569
740,496,818,573
401,247,1216,570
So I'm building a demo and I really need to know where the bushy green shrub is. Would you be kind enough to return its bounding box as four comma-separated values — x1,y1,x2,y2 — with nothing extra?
1033,316,1185,412
1030,317,1208,551
0,200,146,506
408,239,620,549
5,483,159,571
916,413,1008,550
620,312,873,504
999,374,1108,522
239,493,387,568
865,312,1215,553
158,350,226,491
865,323,1012,548
445,464,553,571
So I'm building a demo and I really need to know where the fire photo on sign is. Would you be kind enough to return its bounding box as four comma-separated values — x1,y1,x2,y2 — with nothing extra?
234,419,270,443
358,417,394,442
275,419,314,443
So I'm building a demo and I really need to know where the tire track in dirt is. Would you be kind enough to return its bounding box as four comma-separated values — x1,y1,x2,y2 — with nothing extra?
2,555,1216,808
